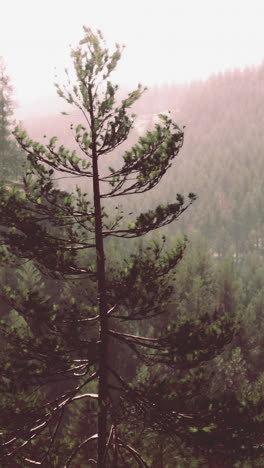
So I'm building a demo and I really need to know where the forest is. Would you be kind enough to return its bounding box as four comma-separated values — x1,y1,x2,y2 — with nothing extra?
0,29,263,468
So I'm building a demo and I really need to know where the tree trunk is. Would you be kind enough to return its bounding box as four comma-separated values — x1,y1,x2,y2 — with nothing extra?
89,85,109,468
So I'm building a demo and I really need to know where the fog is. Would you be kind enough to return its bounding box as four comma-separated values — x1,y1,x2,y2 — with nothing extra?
1,0,264,120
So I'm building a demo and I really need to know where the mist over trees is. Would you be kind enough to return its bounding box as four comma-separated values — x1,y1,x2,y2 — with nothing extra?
0,32,263,467
22,62,264,258
127,64,264,257
0,58,24,182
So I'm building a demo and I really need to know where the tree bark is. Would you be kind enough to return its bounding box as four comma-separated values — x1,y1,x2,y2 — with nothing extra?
89,85,109,468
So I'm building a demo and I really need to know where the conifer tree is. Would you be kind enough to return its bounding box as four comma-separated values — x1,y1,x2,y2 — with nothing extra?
0,58,24,181
0,28,263,468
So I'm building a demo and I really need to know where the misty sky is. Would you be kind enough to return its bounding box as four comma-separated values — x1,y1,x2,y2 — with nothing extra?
1,0,264,118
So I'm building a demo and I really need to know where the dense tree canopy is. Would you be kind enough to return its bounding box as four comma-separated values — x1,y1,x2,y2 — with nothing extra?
23,63,264,258
0,58,24,181
0,29,263,468
132,66,264,257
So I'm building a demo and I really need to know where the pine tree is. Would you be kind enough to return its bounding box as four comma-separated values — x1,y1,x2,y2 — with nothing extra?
0,28,263,467
0,58,24,181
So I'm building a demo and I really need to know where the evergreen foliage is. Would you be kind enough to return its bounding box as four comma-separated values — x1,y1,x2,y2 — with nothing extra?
0,58,24,181
131,67,264,257
0,29,263,467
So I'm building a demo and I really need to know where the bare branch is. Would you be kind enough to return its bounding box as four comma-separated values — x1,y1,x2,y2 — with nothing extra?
103,425,114,462
24,458,42,465
42,408,65,463
117,438,150,468
108,329,157,342
73,302,118,323
71,393,98,401
64,433,98,468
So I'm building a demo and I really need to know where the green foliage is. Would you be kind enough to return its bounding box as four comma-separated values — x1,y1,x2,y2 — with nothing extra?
134,67,264,257
0,59,24,182
0,28,263,468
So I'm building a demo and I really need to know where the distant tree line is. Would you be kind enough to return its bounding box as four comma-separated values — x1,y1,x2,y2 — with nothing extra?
0,34,263,467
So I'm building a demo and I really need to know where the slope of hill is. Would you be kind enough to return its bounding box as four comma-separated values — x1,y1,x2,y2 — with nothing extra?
21,63,264,255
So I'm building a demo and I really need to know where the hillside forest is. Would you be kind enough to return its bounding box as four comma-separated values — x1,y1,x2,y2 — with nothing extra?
0,30,263,467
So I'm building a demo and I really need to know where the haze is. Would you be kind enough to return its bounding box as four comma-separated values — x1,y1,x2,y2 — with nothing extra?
1,0,264,119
